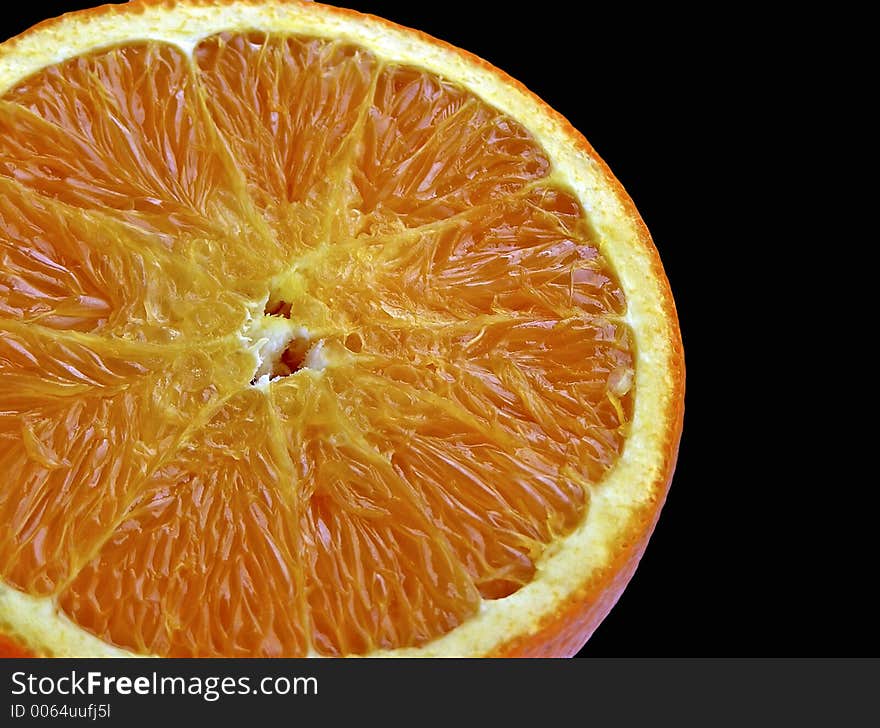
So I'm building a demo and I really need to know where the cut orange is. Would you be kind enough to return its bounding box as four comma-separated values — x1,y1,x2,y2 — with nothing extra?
0,0,684,657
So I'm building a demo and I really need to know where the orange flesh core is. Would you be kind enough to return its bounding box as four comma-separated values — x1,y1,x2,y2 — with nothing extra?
0,33,634,656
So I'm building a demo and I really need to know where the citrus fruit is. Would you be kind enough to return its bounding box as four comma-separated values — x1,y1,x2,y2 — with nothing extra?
0,0,684,657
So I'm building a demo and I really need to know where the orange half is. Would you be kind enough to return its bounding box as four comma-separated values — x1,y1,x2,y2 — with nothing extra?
0,0,684,657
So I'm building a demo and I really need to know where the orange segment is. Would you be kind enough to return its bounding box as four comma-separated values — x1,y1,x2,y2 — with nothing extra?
0,329,255,598
0,42,286,282
0,179,252,341
326,362,588,601
387,187,626,319
0,383,162,594
195,33,376,210
2,44,236,229
0,184,115,332
322,188,626,325
59,389,308,658
0,1,683,659
353,66,550,234
272,376,478,655
0,324,160,405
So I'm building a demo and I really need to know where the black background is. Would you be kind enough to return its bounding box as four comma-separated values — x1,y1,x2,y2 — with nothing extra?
0,2,859,656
